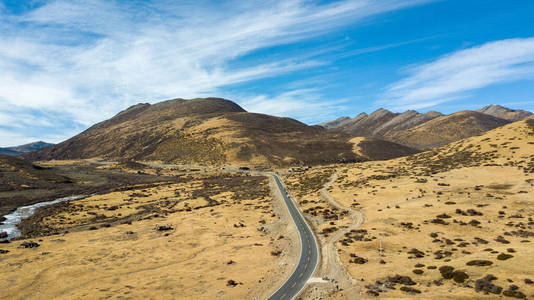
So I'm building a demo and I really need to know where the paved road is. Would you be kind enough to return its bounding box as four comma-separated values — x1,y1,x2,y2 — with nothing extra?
268,174,319,300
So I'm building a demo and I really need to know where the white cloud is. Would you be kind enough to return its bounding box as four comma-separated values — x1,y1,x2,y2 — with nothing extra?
0,129,37,147
0,0,430,145
383,38,534,110
0,127,73,147
239,89,348,124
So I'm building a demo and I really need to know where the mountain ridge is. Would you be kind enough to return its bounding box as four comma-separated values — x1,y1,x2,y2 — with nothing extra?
319,105,531,150
477,104,532,121
24,98,418,166
0,141,54,156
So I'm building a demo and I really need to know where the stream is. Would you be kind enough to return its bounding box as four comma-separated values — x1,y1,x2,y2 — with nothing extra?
0,195,86,241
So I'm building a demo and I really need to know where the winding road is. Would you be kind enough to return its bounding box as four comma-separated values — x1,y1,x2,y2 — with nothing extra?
125,163,321,299
267,174,319,300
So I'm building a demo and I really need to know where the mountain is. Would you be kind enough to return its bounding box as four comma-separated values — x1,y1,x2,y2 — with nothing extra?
336,108,398,137
331,108,444,138
477,104,532,121
317,116,352,129
24,98,419,167
319,106,526,150
384,110,511,150
0,141,54,156
0,148,20,156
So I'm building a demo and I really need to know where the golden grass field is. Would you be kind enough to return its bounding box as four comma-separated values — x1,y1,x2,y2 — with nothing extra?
2,117,533,299
285,119,534,299
0,170,299,299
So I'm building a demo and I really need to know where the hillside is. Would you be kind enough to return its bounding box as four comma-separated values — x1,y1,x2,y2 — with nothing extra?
336,108,398,137
284,118,534,299
374,110,443,136
324,107,516,150
384,110,511,150
0,148,20,156
326,109,443,137
349,137,419,160
24,98,418,167
477,104,532,121
0,154,71,191
317,116,352,129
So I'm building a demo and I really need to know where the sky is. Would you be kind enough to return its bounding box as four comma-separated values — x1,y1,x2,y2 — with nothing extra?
1,0,534,147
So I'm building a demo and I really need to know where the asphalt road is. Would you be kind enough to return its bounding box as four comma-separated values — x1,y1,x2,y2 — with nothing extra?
268,174,319,300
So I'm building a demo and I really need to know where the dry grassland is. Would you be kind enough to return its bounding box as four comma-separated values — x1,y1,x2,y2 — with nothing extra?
287,119,534,299
0,169,296,299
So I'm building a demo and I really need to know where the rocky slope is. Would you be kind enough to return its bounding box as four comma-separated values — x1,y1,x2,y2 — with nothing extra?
477,104,532,121
384,111,511,150
317,116,352,129
321,105,532,150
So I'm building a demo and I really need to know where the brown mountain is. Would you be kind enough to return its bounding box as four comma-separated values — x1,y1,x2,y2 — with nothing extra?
477,104,532,121
336,108,398,137
333,108,443,138
320,105,524,150
373,110,443,136
317,116,351,129
384,110,511,150
24,98,418,167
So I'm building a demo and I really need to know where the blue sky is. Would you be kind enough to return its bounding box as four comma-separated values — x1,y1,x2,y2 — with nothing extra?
1,0,534,146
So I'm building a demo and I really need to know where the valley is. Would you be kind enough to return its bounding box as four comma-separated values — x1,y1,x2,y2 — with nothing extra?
2,1,534,299
1,98,532,299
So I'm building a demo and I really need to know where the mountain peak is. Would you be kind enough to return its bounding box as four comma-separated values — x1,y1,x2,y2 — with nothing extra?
368,108,394,120
480,104,506,111
371,108,392,114
400,110,420,116
317,116,351,129
477,104,532,121
424,110,443,117
26,97,366,166
152,97,247,114
0,141,54,156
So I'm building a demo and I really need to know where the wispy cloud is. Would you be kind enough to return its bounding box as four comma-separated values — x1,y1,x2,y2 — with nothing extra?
336,35,439,59
239,89,348,123
0,0,429,146
383,38,534,110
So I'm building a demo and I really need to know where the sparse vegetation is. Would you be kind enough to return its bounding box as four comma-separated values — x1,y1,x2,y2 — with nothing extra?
296,119,534,299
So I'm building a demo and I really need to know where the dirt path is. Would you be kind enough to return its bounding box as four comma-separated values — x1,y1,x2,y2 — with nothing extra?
317,170,365,299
